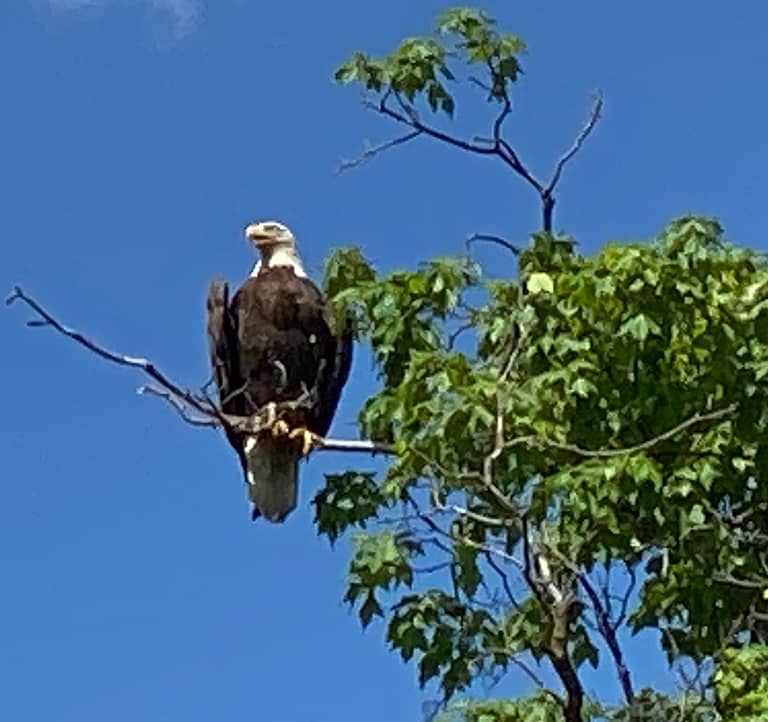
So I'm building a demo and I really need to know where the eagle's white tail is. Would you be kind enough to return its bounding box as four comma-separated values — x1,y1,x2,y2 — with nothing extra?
243,436,299,523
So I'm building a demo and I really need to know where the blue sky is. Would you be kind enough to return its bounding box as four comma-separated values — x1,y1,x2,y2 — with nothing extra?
2,1,767,720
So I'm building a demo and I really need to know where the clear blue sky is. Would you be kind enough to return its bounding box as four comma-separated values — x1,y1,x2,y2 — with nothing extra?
2,1,767,721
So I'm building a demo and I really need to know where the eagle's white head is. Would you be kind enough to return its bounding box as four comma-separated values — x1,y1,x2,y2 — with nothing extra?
245,220,306,278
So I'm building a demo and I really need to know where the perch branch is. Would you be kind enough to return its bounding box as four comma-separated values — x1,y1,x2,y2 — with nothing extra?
6,286,217,418
6,286,394,456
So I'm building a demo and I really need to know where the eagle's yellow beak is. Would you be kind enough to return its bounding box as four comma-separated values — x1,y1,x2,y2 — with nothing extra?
245,223,277,248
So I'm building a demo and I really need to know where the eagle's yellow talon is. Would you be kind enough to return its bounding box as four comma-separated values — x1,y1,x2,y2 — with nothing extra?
288,426,320,456
271,419,290,437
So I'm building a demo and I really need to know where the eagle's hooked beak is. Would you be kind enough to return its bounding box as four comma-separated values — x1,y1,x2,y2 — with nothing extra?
245,223,278,248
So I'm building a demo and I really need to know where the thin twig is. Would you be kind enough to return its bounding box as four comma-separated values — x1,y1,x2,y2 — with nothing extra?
139,385,219,427
485,551,520,609
614,563,637,632
544,90,605,197
337,130,422,173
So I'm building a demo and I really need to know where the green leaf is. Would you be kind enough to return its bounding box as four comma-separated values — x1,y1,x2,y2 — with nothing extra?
526,272,554,294
618,313,661,343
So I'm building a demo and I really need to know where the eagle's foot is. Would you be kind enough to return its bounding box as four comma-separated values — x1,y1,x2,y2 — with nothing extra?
288,426,321,457
271,419,291,437
261,402,289,437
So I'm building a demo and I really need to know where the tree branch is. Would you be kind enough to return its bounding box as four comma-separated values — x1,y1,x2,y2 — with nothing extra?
578,571,635,709
6,285,216,418
534,403,737,458
465,233,522,257
378,95,499,157
337,130,422,173
539,90,604,233
520,520,584,722
139,385,219,427
544,90,605,198
6,286,394,456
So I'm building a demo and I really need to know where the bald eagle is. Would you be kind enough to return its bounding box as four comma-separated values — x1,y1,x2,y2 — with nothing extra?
206,221,353,522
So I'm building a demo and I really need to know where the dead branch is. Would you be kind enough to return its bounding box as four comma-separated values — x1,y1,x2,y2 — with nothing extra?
6,286,216,419
345,83,603,233
375,91,546,209
337,130,422,172
139,385,219,427
6,286,394,456
541,90,605,232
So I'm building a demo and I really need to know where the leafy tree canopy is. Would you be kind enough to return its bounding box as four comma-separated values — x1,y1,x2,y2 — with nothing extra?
317,8,768,720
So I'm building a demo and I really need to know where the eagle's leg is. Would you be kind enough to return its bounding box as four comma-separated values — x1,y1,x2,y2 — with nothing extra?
262,401,290,437
272,419,291,437
287,427,322,457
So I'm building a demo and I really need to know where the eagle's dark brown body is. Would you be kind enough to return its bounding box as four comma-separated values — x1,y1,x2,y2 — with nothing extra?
206,266,352,521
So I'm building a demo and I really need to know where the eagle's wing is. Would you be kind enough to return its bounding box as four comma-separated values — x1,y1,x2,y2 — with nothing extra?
206,277,247,473
314,307,354,438
206,278,236,408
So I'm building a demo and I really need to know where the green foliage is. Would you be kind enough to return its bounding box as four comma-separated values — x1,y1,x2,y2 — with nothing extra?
714,645,768,721
334,7,525,114
316,215,768,713
435,691,565,722
313,471,387,544
345,530,419,628
437,687,720,722
327,5,767,719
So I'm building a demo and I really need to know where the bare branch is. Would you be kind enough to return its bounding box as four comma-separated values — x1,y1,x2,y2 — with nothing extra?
433,502,515,529
492,87,512,143
485,551,520,609
579,570,635,707
315,437,394,454
6,286,395,456
544,90,605,198
337,130,422,173
369,94,546,204
6,286,216,418
139,385,219,427
712,572,765,590
378,95,499,157
614,563,637,632
479,322,529,516
465,233,522,257
535,403,737,459
404,493,525,570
